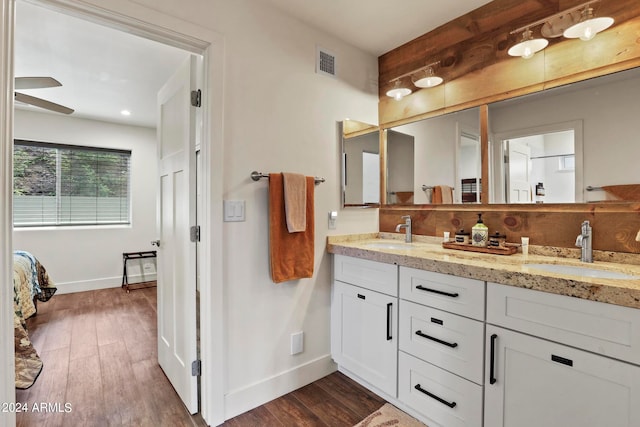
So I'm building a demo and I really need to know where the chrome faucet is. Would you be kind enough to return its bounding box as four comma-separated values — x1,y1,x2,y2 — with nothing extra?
575,220,593,263
395,215,412,243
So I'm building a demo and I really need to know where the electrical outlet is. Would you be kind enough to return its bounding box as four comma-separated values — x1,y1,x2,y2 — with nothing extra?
290,331,303,355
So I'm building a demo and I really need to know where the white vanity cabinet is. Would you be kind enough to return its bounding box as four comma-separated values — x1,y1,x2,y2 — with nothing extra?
331,255,398,397
398,267,485,427
485,282,640,427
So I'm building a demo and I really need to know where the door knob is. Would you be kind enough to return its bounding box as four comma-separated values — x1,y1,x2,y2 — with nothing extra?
151,240,160,247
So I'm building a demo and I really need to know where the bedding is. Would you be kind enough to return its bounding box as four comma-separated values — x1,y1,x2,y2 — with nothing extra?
13,251,56,389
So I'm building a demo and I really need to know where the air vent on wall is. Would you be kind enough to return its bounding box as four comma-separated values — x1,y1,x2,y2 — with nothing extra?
317,46,336,77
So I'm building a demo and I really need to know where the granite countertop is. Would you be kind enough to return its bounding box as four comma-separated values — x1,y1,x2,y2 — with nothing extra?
327,233,640,309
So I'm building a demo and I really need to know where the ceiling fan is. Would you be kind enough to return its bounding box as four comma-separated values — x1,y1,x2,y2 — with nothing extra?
14,76,74,115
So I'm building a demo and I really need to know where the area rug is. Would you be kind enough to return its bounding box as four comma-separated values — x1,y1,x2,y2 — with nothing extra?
354,403,427,427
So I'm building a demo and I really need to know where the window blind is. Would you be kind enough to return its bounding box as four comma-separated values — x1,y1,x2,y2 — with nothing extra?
13,140,131,226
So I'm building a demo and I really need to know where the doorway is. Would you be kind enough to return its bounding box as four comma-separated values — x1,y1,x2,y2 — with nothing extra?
1,0,225,425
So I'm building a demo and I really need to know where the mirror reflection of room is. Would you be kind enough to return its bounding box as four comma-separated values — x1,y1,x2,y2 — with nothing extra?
341,120,380,207
501,130,576,203
387,107,480,205
489,66,640,204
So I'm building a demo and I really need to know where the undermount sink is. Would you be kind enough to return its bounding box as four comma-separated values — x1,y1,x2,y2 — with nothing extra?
526,263,639,280
364,242,416,250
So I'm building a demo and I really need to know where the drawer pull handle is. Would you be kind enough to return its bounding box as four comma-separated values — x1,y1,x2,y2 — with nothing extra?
551,354,573,367
431,317,444,325
415,330,458,348
414,384,457,408
416,285,459,298
490,333,498,385
357,294,366,300
386,303,393,341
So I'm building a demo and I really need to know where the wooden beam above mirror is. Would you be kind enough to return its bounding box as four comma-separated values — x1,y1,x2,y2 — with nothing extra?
379,0,640,127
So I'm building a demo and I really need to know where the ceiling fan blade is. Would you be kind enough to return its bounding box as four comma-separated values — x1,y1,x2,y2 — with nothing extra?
15,92,74,115
15,77,62,90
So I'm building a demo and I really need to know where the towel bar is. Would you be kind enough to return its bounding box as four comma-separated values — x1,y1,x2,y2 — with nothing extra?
251,171,325,184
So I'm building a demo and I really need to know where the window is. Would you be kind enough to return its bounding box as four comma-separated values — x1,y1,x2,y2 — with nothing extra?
558,155,575,172
13,140,131,226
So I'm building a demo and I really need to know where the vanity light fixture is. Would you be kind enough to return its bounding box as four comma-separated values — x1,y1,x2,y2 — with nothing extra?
507,0,613,59
386,60,443,100
563,5,614,41
508,28,548,59
386,79,412,101
412,61,444,88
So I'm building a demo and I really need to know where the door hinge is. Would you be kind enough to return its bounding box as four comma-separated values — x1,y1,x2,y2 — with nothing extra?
191,89,202,107
192,359,201,376
190,225,200,242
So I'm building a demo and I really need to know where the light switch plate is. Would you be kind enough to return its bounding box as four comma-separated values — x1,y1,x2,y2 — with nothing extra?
224,200,246,222
328,211,337,229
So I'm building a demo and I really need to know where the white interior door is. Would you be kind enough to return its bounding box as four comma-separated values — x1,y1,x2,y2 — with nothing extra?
157,55,198,414
506,139,531,203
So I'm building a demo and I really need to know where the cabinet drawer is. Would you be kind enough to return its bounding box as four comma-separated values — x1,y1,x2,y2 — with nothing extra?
400,267,485,320
487,282,640,365
399,300,484,384
399,351,482,427
334,254,398,297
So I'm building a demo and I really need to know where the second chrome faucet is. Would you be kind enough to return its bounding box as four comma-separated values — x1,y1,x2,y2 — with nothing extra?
575,220,593,263
396,215,412,243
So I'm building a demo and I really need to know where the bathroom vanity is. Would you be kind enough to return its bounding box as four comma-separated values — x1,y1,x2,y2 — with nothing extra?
328,235,640,427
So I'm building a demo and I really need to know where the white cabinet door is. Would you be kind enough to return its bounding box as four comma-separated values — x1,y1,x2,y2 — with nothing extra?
331,280,398,397
485,325,640,427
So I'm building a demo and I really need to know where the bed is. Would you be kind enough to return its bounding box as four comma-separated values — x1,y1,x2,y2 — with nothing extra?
13,251,56,389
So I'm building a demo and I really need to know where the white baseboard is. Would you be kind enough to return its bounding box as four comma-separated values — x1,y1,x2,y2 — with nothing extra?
224,354,337,420
54,273,157,294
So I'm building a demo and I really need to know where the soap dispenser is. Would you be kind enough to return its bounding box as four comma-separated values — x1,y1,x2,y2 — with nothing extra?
471,213,489,247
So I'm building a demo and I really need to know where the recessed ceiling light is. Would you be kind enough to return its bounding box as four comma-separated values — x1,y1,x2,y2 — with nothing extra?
120,110,131,116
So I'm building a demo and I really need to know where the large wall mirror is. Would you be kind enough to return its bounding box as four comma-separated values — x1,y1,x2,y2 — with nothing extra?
341,120,380,208
385,107,481,205
489,66,640,204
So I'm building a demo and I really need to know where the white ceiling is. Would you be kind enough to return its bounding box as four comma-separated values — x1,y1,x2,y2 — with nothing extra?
14,0,493,127
262,0,494,56
14,1,190,128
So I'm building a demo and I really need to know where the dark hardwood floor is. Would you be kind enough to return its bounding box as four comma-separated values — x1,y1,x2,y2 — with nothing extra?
15,285,206,427
16,286,386,427
222,371,386,427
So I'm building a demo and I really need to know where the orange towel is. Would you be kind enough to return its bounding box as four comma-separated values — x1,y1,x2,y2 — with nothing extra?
433,185,453,204
282,172,307,232
433,186,442,204
269,173,315,283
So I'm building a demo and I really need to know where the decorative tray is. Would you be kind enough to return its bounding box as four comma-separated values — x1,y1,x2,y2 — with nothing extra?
442,241,517,255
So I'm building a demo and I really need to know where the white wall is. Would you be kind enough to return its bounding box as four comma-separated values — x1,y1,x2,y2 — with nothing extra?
86,0,380,420
13,109,157,292
211,1,379,416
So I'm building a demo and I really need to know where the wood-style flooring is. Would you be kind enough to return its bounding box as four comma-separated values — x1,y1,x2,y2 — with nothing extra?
16,286,387,427
221,371,386,427
15,285,206,427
